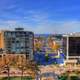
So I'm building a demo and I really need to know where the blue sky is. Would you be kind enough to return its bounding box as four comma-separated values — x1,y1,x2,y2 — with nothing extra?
0,0,80,33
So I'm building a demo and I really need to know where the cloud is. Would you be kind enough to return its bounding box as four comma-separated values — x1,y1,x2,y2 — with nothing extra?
0,20,80,34
0,10,80,34
22,11,80,34
0,20,21,30
24,10,49,21
30,21,80,34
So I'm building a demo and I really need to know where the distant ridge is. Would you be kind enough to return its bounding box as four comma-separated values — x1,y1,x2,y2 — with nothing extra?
34,34,51,37
34,34,63,37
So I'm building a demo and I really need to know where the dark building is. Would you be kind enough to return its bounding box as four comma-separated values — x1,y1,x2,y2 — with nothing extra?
63,33,80,60
69,37,80,56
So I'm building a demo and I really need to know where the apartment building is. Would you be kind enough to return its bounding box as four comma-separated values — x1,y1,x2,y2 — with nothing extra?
0,28,34,60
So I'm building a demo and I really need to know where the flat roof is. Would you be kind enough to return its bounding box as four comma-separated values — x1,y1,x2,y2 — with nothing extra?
63,33,80,37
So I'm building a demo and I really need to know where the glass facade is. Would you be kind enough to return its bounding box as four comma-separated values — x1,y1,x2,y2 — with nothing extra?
63,36,80,57
69,37,80,56
4,30,34,54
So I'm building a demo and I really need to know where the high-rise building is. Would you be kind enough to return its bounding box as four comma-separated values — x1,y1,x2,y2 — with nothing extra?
0,28,34,60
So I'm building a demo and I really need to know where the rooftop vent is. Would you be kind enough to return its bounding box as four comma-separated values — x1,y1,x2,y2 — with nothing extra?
15,28,24,31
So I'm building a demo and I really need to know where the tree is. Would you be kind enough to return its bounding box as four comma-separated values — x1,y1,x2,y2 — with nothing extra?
29,60,40,79
3,55,10,80
17,55,25,80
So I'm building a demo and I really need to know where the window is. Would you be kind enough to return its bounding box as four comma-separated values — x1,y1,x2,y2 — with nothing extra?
16,41,19,43
12,41,15,43
16,49,19,52
0,55,2,58
69,37,80,56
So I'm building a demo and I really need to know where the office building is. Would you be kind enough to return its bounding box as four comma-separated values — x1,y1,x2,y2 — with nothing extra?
63,33,80,60
0,28,34,60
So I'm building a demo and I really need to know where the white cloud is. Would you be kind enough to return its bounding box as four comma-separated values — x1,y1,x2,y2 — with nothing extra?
32,21,80,34
0,20,80,34
0,10,80,34
24,10,49,22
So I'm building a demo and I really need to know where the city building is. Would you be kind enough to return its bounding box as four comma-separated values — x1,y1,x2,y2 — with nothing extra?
63,33,80,60
0,28,34,60
34,34,63,53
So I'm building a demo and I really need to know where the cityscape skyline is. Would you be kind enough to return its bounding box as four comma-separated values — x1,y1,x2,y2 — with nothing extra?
0,0,80,33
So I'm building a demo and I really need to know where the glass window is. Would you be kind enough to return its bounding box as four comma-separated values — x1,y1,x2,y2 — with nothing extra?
20,43,23,46
7,32,11,37
16,43,20,47
16,49,20,53
69,37,80,56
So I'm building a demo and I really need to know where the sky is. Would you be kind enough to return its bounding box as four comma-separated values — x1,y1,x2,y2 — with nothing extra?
0,0,80,33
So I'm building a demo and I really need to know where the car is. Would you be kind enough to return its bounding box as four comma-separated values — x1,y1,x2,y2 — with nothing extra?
1,71,8,74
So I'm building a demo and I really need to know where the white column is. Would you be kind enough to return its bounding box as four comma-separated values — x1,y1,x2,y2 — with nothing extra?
30,50,33,60
66,35,69,60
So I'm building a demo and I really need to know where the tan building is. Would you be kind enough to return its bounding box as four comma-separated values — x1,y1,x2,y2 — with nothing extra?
0,31,5,49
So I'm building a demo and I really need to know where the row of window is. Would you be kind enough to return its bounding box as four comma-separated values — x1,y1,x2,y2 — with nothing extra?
4,31,33,37
6,48,33,53
5,38,32,41
6,46,33,49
